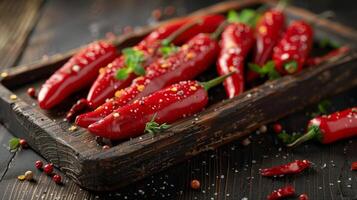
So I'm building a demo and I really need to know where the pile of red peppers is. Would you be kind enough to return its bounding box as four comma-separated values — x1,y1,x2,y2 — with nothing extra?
32,3,356,199
36,6,352,143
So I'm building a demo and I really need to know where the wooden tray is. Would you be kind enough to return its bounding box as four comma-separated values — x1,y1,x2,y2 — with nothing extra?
0,0,356,191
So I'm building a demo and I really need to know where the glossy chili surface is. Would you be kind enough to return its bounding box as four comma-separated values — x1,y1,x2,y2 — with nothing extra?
88,80,208,140
272,20,313,74
216,22,255,98
76,33,219,127
38,41,117,109
309,107,357,144
247,10,285,81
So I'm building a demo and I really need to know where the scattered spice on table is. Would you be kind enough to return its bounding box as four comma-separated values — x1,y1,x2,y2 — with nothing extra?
0,72,8,78
44,163,54,175
17,175,26,181
53,174,62,184
273,123,283,134
267,185,295,200
10,94,17,100
260,160,311,177
24,170,34,180
35,160,43,169
27,87,36,98
190,179,200,190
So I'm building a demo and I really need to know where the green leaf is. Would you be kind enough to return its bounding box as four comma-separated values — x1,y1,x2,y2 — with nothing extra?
116,68,130,80
284,61,298,74
227,9,259,27
160,45,178,57
9,137,20,151
248,61,280,80
133,64,145,76
248,63,264,74
115,48,146,80
145,113,170,135
227,10,240,23
319,38,340,49
317,100,331,115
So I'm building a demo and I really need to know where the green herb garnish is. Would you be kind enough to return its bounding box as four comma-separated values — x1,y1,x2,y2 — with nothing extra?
145,113,170,135
249,61,281,80
115,48,145,80
227,9,260,27
9,137,20,151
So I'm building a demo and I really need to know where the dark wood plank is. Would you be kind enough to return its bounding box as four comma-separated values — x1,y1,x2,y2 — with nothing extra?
0,0,43,68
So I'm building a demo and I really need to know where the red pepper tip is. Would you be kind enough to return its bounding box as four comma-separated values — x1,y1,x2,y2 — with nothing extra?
75,113,98,128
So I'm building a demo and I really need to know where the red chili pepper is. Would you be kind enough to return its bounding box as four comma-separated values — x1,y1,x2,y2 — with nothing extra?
76,32,220,128
247,9,285,82
267,185,295,200
306,46,350,66
216,22,255,98
87,74,231,140
351,161,357,171
38,41,117,109
249,20,313,79
288,107,357,147
272,20,313,74
84,15,224,109
260,160,311,177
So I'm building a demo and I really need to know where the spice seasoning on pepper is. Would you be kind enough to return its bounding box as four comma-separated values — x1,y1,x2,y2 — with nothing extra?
88,73,233,140
67,15,224,120
76,22,224,127
38,41,117,110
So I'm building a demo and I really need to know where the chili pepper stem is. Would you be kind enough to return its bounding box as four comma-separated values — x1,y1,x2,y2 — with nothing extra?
162,19,203,46
287,125,320,148
201,71,235,91
210,21,228,40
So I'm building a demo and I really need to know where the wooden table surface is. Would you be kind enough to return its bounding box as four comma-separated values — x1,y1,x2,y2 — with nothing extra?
0,0,356,199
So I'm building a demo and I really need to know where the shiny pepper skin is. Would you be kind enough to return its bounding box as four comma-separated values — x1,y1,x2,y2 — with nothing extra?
86,15,224,109
308,107,357,144
76,33,219,127
216,22,255,98
38,41,117,109
272,20,313,75
288,107,357,147
88,80,208,140
247,10,285,82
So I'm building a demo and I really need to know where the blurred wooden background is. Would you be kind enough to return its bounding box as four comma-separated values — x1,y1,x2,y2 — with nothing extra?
0,0,356,199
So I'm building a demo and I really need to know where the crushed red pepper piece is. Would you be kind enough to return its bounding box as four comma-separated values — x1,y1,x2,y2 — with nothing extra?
267,185,295,200
260,160,311,177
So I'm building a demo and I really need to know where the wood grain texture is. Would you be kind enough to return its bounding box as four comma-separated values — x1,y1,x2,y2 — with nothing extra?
0,0,357,199
0,0,44,68
0,0,356,191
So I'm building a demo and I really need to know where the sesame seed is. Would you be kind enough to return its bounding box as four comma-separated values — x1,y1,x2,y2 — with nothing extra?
1,72,8,78
10,94,17,100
